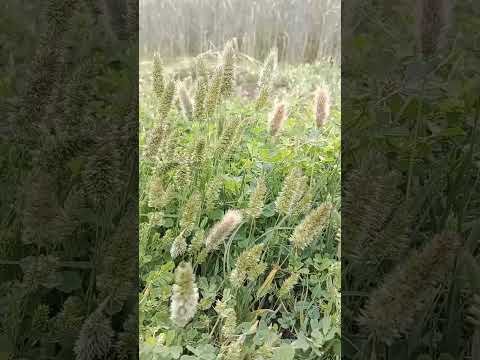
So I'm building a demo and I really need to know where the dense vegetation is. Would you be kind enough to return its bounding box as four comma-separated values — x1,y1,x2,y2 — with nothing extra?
139,41,341,359
342,1,480,359
1,1,138,359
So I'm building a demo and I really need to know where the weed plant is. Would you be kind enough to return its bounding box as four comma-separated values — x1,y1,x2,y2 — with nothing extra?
342,1,480,359
139,42,341,359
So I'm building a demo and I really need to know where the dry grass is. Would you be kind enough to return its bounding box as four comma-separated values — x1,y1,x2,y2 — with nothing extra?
140,0,340,64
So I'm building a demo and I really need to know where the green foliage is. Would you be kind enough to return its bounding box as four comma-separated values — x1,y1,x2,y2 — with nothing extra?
140,42,341,359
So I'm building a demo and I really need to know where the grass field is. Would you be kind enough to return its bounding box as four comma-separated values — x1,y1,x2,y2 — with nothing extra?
138,42,341,359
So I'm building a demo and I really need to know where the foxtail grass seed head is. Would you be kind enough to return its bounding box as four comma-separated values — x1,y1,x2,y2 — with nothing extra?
205,176,223,212
255,48,277,110
219,337,244,360
275,168,308,216
178,82,193,120
216,120,241,160
416,0,450,57
295,188,313,216
222,309,237,339
158,78,176,119
205,65,224,118
315,88,330,128
196,248,208,264
148,177,174,209
148,212,164,227
269,102,287,136
215,300,237,339
152,52,164,99
57,296,85,336
255,86,270,111
170,262,199,327
144,122,170,160
258,48,277,90
359,232,462,344
179,192,202,236
220,40,235,97
173,163,193,190
74,309,113,360
290,203,333,250
278,273,300,299
170,234,187,259
245,177,267,219
205,209,243,253
189,228,205,254
161,229,176,251
193,76,208,121
192,137,207,165
230,244,266,288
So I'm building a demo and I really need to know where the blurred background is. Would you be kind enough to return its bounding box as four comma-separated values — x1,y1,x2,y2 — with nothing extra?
140,0,340,64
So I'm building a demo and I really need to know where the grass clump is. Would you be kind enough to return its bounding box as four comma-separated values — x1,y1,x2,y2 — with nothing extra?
139,40,341,359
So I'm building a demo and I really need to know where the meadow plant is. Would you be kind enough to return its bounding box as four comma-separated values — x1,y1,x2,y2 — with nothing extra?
152,52,164,99
193,75,208,121
315,88,330,128
269,102,287,136
139,41,341,359
170,262,199,327
205,209,243,253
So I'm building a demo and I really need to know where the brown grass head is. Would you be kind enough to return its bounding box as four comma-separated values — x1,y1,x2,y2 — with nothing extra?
315,88,330,128
269,102,287,136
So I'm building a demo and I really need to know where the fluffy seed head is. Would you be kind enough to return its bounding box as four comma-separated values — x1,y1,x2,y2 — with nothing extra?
205,176,223,212
275,168,308,216
189,228,205,254
205,209,243,253
278,273,300,299
220,40,235,97
158,78,176,119
74,309,113,360
215,300,237,340
315,88,330,128
179,192,202,236
245,177,267,219
143,122,171,160
359,232,462,344
205,65,224,118
269,102,287,136
258,48,277,89
148,177,174,209
193,76,208,121
230,244,266,288
170,234,188,259
170,262,199,327
255,48,277,110
215,120,241,160
152,52,164,99
290,203,333,250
